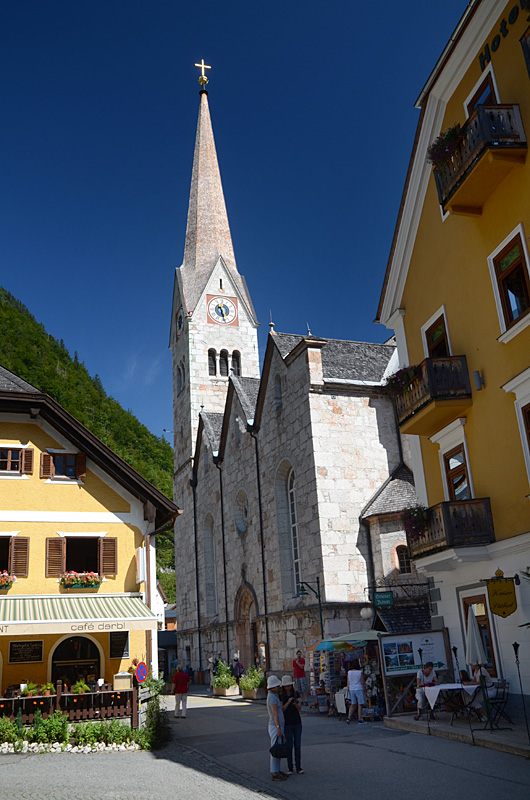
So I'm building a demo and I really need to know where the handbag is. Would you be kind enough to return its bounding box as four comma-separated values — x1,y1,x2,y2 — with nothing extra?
269,736,291,759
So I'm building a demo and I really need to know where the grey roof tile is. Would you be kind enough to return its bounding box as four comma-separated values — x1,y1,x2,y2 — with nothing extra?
232,376,260,421
272,333,395,383
377,605,431,633
201,412,224,452
363,465,416,518
0,365,39,393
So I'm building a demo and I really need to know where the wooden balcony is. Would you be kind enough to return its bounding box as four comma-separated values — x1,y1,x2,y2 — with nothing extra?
394,356,472,436
434,105,527,216
408,498,495,560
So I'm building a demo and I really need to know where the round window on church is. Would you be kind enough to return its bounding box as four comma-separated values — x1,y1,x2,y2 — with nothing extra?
234,490,249,535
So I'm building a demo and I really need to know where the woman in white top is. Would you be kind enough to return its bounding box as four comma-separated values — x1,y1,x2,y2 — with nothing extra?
346,658,367,724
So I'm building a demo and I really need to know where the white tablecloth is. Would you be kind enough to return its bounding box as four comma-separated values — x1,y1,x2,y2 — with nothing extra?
424,683,479,709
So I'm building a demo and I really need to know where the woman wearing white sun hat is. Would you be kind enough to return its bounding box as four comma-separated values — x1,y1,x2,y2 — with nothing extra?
266,675,288,782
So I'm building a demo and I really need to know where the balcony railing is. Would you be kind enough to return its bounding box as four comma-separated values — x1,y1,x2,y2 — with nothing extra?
394,356,472,434
408,498,495,559
434,104,527,213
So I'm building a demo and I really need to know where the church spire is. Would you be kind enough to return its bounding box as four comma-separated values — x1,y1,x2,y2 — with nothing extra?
180,84,239,314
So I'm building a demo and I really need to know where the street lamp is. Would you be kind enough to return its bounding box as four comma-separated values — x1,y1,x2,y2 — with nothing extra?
296,577,324,639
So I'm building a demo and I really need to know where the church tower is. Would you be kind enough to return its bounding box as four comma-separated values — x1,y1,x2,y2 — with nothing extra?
170,70,260,504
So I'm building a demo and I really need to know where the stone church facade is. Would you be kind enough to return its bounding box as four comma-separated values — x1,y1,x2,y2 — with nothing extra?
170,87,418,674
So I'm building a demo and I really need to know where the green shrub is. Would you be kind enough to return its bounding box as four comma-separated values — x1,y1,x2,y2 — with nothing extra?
239,665,265,691
0,717,18,743
41,710,69,743
213,660,237,689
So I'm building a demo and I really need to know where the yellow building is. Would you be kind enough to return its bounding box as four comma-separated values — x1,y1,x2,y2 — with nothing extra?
0,365,178,693
377,0,530,687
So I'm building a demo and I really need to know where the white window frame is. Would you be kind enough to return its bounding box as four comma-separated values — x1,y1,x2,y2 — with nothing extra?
463,61,500,118
421,304,453,359
502,366,530,491
430,418,475,501
487,223,530,343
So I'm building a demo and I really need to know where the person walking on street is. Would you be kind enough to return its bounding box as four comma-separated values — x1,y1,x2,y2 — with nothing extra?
171,664,190,719
281,675,304,775
233,656,245,685
267,675,288,782
293,650,308,705
346,658,367,724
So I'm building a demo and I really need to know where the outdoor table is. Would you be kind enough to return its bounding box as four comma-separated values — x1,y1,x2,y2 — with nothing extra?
425,682,479,710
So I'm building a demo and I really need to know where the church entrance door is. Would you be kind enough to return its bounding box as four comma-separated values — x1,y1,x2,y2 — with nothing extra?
235,587,258,671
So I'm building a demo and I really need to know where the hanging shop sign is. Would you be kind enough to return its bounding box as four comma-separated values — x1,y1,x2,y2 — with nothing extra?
374,591,394,608
486,570,517,618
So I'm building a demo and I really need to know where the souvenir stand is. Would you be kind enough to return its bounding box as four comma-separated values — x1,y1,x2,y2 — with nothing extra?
307,632,385,719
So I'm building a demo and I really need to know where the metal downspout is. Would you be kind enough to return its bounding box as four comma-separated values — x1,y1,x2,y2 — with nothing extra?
251,431,270,654
190,476,202,671
215,461,230,663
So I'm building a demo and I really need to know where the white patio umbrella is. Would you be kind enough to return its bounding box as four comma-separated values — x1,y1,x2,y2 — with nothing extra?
465,606,487,667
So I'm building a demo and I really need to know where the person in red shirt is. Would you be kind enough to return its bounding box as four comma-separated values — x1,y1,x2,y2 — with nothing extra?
292,650,307,705
171,664,190,719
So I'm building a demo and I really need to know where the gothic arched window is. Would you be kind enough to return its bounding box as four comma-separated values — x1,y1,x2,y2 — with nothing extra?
231,351,241,376
397,545,412,574
203,514,218,617
274,374,282,408
220,350,229,377
288,469,301,592
208,349,217,376
176,367,182,395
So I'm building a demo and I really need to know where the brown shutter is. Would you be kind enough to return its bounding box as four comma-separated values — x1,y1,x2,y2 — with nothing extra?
99,537,117,577
40,452,54,479
45,537,65,577
10,537,29,578
21,449,34,475
76,453,86,478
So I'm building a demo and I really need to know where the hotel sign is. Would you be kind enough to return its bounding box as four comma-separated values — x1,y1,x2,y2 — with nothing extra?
487,576,517,618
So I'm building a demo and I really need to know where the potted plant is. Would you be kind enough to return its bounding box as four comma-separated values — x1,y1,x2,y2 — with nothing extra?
40,682,55,697
0,571,16,590
239,666,266,700
384,365,423,399
21,681,38,697
212,660,239,697
401,505,430,541
59,571,101,588
426,123,462,171
71,680,90,695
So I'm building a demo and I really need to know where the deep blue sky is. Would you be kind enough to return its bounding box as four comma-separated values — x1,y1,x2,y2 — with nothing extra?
1,0,467,436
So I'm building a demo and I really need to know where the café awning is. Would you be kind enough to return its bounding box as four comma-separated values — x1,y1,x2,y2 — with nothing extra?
0,594,157,635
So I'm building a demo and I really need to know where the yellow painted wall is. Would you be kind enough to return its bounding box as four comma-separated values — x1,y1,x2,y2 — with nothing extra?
0,630,147,693
401,1,530,540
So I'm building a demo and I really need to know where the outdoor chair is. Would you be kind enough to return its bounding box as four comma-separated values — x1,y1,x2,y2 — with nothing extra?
486,680,514,728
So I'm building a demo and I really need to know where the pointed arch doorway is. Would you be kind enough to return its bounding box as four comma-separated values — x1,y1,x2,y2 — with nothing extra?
235,585,258,670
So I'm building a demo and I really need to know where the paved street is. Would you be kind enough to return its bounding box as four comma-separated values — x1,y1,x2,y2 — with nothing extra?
2,691,530,800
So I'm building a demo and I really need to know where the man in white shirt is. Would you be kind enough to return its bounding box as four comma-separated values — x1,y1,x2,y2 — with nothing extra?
415,661,437,720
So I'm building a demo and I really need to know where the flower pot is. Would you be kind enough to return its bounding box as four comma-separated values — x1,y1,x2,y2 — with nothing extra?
213,685,240,697
241,687,266,700
63,583,101,589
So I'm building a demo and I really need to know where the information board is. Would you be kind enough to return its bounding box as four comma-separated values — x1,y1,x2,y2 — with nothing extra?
9,640,43,664
380,631,448,677
109,631,130,659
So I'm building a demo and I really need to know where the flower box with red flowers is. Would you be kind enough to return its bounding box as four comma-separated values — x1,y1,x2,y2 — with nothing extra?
59,571,101,588
0,572,16,590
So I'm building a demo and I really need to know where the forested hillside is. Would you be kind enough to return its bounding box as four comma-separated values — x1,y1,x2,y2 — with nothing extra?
0,287,176,600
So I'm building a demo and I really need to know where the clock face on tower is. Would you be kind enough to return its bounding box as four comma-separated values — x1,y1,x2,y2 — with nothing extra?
207,295,238,325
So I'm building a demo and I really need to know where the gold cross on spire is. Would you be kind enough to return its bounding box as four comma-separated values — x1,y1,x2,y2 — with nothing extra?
194,59,211,88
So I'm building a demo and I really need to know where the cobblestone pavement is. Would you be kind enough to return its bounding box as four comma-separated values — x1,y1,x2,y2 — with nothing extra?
3,692,530,800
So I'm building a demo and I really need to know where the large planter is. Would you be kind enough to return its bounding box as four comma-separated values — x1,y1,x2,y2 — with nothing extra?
63,583,101,589
213,685,239,697
241,688,266,700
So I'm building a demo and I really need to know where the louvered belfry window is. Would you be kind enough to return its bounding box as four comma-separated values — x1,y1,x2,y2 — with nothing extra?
220,350,229,376
208,349,216,376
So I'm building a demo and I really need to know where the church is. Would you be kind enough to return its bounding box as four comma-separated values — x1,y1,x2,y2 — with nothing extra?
170,72,419,675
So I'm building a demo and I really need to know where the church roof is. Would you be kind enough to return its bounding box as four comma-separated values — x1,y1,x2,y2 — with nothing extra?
272,333,395,383
231,377,260,422
362,465,416,518
201,411,224,453
179,91,254,319
0,364,39,393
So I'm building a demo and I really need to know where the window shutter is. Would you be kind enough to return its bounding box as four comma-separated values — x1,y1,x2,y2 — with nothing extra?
40,453,54,479
45,537,65,577
10,537,29,578
99,537,117,576
21,449,34,475
76,453,86,478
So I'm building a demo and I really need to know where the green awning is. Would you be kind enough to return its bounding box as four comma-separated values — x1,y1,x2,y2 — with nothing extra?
0,594,157,635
